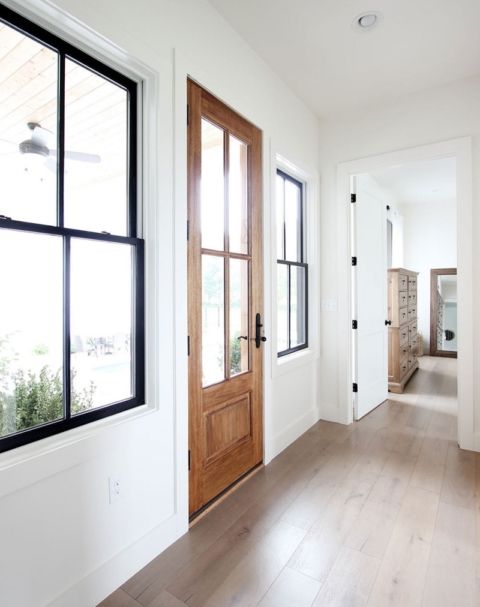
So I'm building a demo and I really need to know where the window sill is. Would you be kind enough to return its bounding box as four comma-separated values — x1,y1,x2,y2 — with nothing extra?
272,346,317,377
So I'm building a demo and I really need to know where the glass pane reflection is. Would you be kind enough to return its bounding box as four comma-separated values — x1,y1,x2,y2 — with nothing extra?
201,119,225,251
70,239,133,411
230,258,249,376
202,254,225,386
228,135,248,254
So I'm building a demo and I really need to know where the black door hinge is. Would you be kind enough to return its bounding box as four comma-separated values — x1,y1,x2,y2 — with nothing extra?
386,204,390,210
187,335,190,356
353,383,358,393
352,320,358,330
188,449,191,471
351,193,356,203
352,256,357,266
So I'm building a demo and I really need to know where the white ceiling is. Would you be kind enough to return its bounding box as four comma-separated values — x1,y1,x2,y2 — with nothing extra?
369,157,456,204
208,0,480,117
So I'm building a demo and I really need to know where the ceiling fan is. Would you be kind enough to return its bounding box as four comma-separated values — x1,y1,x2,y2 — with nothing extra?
1,122,101,167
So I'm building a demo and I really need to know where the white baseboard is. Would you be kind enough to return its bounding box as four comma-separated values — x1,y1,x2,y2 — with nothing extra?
470,432,480,453
265,407,320,464
48,513,188,607
318,402,351,426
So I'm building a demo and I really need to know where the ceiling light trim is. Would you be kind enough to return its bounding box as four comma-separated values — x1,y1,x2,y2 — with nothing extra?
352,10,383,33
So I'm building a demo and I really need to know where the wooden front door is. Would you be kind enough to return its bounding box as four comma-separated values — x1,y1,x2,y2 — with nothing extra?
187,80,264,516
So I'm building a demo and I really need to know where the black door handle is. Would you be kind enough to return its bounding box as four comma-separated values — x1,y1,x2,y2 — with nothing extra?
385,320,392,326
255,313,267,348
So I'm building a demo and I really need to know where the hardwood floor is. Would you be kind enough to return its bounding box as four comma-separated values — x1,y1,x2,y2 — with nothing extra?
99,356,480,607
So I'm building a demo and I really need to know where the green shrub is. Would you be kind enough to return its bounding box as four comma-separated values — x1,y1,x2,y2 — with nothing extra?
231,335,241,374
1,366,95,436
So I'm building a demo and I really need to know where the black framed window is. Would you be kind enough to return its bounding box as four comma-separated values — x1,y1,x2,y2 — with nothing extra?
276,170,308,356
0,6,144,453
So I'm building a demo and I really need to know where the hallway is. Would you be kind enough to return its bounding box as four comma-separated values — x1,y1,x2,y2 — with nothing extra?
101,357,479,607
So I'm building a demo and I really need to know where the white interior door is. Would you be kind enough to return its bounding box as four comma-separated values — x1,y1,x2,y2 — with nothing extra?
352,175,388,419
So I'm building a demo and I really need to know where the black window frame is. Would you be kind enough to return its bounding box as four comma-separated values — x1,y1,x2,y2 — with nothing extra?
276,169,308,357
0,5,145,454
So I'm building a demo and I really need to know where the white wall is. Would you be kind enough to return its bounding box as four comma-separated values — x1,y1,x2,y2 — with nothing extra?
0,1,321,606
401,201,457,352
318,75,479,444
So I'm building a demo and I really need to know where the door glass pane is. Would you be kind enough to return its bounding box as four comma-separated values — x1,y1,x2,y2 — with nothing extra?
0,230,63,438
0,23,58,225
291,265,307,348
201,119,225,251
277,263,289,352
229,135,248,254
230,259,249,376
276,174,285,260
202,255,225,386
285,179,302,262
70,239,133,412
64,59,128,235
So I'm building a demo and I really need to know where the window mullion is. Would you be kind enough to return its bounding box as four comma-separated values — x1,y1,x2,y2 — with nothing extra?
63,236,71,420
134,242,145,403
128,86,138,237
57,52,66,228
287,263,291,351
282,177,286,261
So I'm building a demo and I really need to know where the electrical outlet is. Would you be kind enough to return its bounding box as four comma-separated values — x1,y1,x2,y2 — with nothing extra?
108,476,122,504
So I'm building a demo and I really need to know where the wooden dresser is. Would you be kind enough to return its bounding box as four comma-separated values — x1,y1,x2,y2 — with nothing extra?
388,268,419,393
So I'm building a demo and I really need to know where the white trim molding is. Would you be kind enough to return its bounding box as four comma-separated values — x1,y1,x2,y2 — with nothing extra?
337,137,474,450
270,152,320,378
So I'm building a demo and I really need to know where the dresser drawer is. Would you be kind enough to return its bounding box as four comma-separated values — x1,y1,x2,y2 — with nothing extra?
408,276,417,291
399,307,408,325
409,320,418,336
410,336,418,353
400,343,409,359
399,274,408,291
407,291,417,305
398,326,410,346
399,292,408,307
399,326,409,346
400,358,409,377
407,306,417,320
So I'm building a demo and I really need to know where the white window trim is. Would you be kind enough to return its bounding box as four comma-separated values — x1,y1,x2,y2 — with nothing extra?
271,153,320,378
0,0,161,484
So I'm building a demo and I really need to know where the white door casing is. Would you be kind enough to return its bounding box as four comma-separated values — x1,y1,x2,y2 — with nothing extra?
352,175,388,419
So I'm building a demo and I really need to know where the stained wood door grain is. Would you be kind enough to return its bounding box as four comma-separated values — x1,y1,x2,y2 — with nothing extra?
187,80,263,517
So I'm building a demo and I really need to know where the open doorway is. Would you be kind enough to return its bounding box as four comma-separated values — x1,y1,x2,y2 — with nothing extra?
351,156,458,423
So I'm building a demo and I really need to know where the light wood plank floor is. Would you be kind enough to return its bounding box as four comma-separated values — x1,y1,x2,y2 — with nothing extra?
100,356,480,607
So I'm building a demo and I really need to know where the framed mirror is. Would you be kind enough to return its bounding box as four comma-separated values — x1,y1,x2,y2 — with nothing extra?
430,268,457,358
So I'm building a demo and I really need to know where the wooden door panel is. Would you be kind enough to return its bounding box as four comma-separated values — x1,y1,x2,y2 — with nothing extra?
203,371,251,408
188,80,263,516
205,393,252,461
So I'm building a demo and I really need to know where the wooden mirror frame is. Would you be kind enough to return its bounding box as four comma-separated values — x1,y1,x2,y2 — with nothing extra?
430,268,457,358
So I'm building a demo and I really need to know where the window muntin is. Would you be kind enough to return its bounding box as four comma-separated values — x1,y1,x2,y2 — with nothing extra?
276,170,308,356
0,6,144,453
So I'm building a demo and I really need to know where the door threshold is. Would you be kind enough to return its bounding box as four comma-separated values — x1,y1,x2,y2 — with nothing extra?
189,462,264,527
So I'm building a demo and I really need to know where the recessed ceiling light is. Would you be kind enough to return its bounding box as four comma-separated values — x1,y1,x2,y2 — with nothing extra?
353,11,383,32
